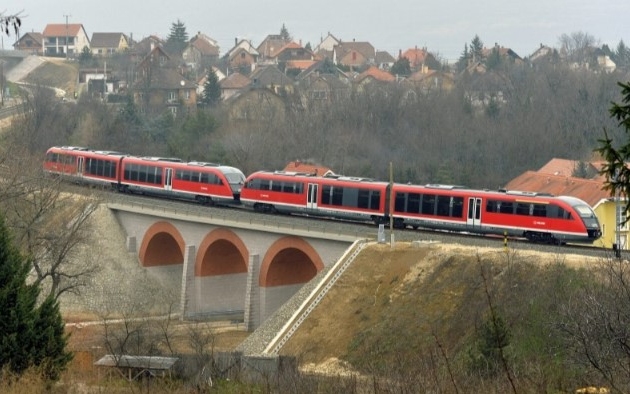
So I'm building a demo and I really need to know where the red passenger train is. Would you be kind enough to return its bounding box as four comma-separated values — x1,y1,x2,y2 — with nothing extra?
43,146,602,245
43,146,245,205
240,171,602,244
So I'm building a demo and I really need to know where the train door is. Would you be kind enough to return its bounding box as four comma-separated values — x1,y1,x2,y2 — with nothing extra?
77,156,84,177
467,197,482,227
164,168,173,191
307,183,318,209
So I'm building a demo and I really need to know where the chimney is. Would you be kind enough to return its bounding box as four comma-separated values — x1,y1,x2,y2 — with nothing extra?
235,37,238,46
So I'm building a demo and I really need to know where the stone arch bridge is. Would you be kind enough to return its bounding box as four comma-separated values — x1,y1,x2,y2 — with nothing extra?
108,202,360,330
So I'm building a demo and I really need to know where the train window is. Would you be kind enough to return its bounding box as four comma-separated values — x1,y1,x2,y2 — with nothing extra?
532,204,547,217
200,172,209,183
246,178,259,189
282,182,298,193
357,189,370,208
322,185,332,204
394,193,406,212
259,179,271,191
408,193,420,213
452,197,464,217
271,181,282,192
332,187,344,206
341,187,358,207
499,201,514,214
516,203,530,215
371,191,380,210
421,194,436,215
436,195,451,217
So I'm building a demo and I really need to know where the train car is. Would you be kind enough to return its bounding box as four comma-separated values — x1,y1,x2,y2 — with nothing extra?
43,146,125,188
118,156,245,205
240,171,390,223
391,183,602,244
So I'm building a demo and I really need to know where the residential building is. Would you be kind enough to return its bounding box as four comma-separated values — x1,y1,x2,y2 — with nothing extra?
183,32,220,70
224,87,286,124
42,23,90,57
90,32,130,56
219,72,251,100
283,161,334,176
132,46,197,115
225,39,259,74
333,41,376,69
13,32,43,54
249,65,293,94
257,34,290,62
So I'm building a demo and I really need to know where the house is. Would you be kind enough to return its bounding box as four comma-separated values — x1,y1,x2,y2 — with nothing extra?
13,32,43,54
225,39,259,74
42,23,90,57
295,59,351,102
249,65,293,94
283,160,334,176
133,35,166,57
90,32,130,56
505,159,630,249
271,42,316,73
375,50,396,70
183,32,220,70
313,32,340,54
133,46,197,115
219,72,251,100
354,66,396,90
482,44,524,65
399,47,439,71
257,34,291,62
528,44,558,64
406,68,455,93
333,41,376,69
224,87,286,124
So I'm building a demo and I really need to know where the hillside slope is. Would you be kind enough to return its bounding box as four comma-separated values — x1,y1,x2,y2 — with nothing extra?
280,242,596,377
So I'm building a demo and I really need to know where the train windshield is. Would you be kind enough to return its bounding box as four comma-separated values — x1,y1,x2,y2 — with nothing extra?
222,168,245,185
575,204,596,218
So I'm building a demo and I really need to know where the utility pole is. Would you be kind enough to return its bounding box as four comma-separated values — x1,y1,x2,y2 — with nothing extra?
63,14,71,58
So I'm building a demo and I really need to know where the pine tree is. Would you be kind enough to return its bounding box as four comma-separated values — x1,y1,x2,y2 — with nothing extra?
0,215,72,380
470,35,484,63
279,23,291,41
166,19,189,55
202,70,221,107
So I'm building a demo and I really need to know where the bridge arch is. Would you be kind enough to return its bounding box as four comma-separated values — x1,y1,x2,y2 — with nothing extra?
195,228,248,276
259,236,324,287
139,221,186,267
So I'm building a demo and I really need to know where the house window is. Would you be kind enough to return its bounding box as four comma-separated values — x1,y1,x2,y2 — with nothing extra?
168,91,177,103
169,107,177,116
352,52,357,61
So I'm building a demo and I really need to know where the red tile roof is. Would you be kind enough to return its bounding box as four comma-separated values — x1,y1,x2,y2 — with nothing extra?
356,66,396,82
504,171,610,207
283,161,333,176
43,24,84,37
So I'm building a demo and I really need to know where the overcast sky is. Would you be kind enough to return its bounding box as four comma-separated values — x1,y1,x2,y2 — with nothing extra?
10,1,630,62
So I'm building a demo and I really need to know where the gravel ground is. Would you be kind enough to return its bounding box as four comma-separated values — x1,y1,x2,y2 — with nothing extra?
59,204,180,319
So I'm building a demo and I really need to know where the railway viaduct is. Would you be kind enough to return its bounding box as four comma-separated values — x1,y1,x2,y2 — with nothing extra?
107,201,363,331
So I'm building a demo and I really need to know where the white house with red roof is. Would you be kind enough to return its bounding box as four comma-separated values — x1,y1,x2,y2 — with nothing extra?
42,23,90,57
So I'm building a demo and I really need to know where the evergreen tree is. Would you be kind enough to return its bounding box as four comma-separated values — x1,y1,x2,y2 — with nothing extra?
597,81,630,219
202,70,221,107
0,215,71,380
279,23,291,41
615,39,630,69
390,57,411,77
78,46,94,67
456,43,470,73
470,35,484,63
166,19,189,55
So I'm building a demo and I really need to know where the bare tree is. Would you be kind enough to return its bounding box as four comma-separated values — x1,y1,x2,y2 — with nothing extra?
0,145,100,300
558,31,598,64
